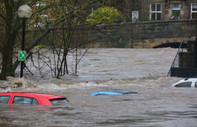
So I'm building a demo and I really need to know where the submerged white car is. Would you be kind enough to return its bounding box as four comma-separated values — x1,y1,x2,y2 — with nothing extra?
172,78,197,88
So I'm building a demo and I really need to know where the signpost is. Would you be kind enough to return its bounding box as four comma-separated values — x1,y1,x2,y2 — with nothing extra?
18,50,26,61
18,5,32,78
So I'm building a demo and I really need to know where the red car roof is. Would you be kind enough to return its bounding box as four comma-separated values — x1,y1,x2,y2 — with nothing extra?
0,92,69,105
0,92,66,100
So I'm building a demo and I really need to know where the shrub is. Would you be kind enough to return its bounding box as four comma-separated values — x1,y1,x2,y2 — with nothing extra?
86,6,123,24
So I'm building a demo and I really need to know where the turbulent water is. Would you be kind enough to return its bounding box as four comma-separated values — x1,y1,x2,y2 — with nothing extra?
1,48,197,127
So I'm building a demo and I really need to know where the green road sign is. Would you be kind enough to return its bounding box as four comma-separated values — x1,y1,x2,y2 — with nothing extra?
18,50,26,61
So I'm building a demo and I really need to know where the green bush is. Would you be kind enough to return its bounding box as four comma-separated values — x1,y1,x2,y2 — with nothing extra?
86,6,123,24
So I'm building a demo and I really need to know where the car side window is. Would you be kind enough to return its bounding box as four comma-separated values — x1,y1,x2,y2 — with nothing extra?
195,82,197,87
0,96,10,103
175,82,192,87
32,98,38,105
13,96,38,105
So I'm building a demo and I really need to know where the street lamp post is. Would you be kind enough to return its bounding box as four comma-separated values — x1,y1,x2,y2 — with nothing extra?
17,5,32,78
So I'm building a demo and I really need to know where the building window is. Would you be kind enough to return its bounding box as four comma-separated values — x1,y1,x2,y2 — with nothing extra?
191,3,197,19
172,3,181,20
150,3,162,20
132,11,139,23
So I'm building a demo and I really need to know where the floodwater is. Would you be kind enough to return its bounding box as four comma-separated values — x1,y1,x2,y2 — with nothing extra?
1,48,197,127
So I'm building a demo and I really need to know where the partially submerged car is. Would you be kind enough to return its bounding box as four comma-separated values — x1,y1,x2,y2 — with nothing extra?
0,92,69,105
91,90,138,96
172,78,197,88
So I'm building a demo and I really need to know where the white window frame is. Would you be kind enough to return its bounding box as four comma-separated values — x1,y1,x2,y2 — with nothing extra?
191,3,197,19
132,11,139,23
172,3,181,11
150,3,162,20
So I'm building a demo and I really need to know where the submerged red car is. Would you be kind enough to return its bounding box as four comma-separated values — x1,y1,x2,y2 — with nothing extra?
0,92,69,106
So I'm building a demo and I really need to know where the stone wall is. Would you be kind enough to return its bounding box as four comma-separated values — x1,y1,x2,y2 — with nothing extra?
76,19,196,48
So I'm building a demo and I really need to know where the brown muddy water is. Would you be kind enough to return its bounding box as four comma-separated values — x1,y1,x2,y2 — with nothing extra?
0,48,197,127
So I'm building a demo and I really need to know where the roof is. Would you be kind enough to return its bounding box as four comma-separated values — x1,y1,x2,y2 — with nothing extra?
177,78,197,83
0,92,66,99
184,78,197,81
91,90,138,96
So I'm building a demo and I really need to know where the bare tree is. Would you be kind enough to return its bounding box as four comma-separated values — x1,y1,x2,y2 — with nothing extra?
27,0,97,78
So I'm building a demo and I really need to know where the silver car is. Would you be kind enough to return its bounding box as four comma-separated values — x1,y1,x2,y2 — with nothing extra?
172,78,197,88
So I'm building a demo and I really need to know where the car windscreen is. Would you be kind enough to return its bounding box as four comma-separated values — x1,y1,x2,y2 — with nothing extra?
0,96,10,103
50,98,69,105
